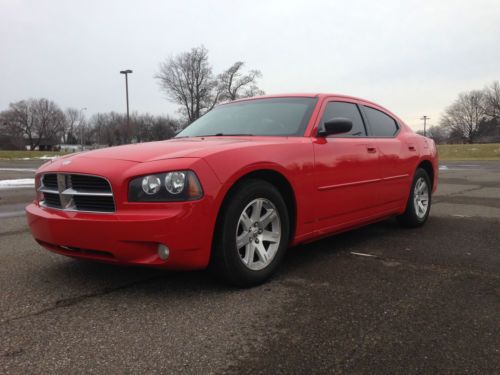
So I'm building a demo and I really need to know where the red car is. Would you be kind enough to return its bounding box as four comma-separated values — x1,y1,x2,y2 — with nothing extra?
26,94,438,286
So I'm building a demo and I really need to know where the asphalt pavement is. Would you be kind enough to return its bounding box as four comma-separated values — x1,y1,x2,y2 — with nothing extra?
0,160,499,374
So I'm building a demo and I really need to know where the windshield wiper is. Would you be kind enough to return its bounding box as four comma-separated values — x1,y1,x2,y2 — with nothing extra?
200,133,254,137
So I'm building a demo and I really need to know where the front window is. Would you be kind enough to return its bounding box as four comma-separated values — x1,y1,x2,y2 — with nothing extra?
176,97,317,138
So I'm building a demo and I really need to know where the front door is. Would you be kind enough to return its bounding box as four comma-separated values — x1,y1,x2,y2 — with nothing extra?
312,100,381,234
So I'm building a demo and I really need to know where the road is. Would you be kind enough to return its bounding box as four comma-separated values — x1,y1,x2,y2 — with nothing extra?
1,161,499,374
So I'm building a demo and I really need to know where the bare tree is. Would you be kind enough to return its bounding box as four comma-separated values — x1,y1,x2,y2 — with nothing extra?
483,81,500,119
1,98,65,150
156,46,265,124
424,126,448,144
155,46,218,123
218,62,265,101
86,112,177,146
150,116,177,140
63,108,86,144
440,90,486,143
133,113,177,142
0,111,25,149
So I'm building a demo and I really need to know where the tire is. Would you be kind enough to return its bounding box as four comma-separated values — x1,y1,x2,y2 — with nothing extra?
397,168,432,228
210,179,290,287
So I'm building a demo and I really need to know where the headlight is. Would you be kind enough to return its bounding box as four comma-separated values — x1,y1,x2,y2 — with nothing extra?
128,170,203,202
165,171,186,194
141,175,162,195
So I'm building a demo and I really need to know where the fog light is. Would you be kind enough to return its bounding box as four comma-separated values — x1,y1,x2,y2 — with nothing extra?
158,244,170,260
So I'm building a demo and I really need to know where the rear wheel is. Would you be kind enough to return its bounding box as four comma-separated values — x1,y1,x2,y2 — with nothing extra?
397,168,432,227
211,179,290,287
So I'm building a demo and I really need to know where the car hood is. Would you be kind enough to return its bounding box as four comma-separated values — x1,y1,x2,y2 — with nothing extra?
76,137,289,163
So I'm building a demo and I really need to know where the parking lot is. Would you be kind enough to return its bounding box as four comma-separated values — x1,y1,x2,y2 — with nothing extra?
1,160,499,374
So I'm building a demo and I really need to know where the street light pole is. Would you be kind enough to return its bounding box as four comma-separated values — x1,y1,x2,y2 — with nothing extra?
80,107,87,151
420,115,430,137
120,69,133,142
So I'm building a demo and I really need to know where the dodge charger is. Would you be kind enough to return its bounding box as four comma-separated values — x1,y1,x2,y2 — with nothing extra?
26,94,438,286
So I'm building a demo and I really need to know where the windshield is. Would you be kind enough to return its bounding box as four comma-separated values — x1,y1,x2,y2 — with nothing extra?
176,97,317,138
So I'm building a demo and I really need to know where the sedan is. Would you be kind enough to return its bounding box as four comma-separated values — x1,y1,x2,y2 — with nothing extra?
26,94,438,286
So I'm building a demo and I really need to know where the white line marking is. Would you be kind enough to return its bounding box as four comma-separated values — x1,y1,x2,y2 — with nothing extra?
0,178,35,189
350,252,377,257
0,168,36,172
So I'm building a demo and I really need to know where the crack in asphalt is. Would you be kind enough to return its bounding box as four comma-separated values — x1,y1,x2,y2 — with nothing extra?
347,251,500,280
0,275,162,327
434,186,485,204
274,249,500,374
434,195,500,208
0,228,29,237
0,212,26,219
1,248,498,328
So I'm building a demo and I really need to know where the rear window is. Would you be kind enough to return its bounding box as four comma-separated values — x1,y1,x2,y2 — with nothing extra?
363,106,399,137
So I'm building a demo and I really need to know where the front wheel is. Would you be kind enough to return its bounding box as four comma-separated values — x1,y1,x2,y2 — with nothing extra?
397,168,432,227
210,179,290,287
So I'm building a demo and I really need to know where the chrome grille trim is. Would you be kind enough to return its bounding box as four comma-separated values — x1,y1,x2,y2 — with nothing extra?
61,188,113,197
39,173,115,213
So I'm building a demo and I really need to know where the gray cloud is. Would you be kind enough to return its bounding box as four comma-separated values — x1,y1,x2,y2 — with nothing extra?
1,0,499,130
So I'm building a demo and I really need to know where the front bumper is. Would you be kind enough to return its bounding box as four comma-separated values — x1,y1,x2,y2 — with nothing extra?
25,200,213,270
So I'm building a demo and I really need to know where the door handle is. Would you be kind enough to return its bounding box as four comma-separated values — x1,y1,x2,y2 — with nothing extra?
366,146,377,153
408,145,416,151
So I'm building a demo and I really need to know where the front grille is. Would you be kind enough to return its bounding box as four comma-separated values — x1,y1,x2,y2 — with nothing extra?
71,175,111,192
40,173,115,213
42,192,62,208
42,174,58,189
74,195,115,212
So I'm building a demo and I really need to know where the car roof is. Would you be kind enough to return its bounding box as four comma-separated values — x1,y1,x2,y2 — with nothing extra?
230,93,380,107
226,93,408,130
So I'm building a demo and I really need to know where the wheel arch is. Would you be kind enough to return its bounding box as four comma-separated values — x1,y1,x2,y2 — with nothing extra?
416,159,435,188
213,167,298,244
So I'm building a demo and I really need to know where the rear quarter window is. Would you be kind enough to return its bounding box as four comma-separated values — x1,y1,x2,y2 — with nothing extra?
363,106,399,137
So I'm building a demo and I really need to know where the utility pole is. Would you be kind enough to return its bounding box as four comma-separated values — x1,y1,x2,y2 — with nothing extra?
120,69,133,143
96,113,101,147
420,115,430,137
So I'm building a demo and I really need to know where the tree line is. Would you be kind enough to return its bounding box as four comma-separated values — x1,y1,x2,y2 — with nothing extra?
0,45,264,150
4,43,497,149
421,81,500,144
0,99,180,150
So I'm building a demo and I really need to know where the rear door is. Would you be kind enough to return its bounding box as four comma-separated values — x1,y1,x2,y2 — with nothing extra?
360,105,416,207
312,99,381,233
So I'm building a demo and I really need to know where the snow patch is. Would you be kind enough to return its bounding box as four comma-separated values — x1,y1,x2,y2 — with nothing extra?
0,168,36,172
350,252,377,258
5,155,59,161
0,178,35,189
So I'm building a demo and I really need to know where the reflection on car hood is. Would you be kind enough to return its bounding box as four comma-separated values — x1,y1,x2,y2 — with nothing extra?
76,137,290,163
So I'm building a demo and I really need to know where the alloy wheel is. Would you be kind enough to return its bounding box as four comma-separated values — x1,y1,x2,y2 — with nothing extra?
413,177,429,219
235,198,282,271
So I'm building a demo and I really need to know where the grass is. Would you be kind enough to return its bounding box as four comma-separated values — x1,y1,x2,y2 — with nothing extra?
437,143,500,161
2,144,500,161
0,150,71,160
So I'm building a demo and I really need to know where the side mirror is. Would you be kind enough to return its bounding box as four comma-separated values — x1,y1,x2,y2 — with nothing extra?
318,117,353,137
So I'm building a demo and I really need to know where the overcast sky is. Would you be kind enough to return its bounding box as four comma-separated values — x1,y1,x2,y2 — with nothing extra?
1,0,500,131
